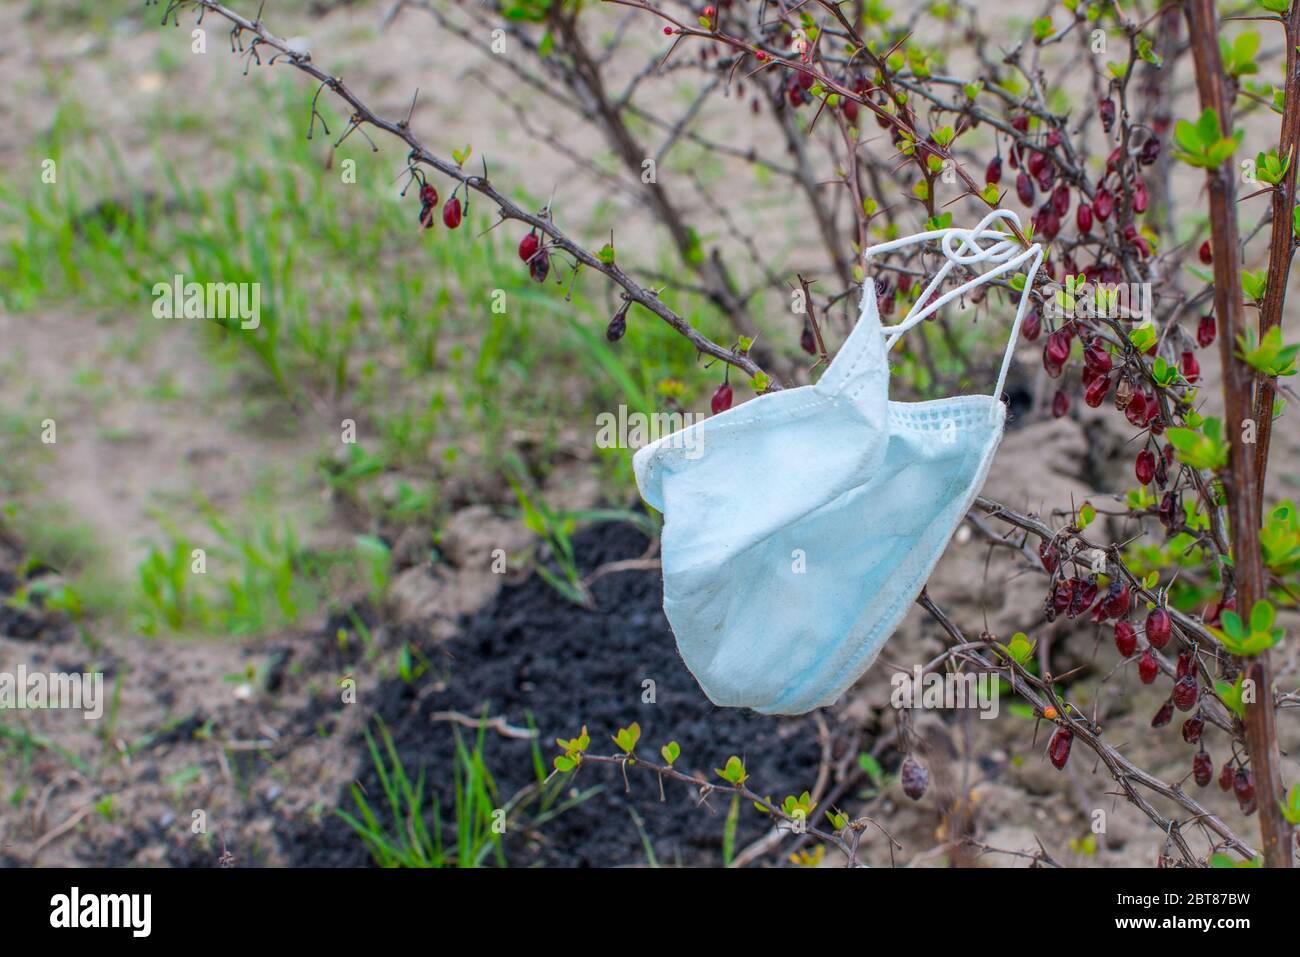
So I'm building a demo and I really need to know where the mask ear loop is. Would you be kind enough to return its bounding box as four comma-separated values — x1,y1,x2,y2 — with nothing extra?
991,242,1044,417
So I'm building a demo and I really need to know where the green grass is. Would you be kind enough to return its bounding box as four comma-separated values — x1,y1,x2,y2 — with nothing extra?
337,716,597,868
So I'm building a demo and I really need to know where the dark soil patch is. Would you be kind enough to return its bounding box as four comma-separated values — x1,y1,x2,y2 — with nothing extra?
305,520,827,868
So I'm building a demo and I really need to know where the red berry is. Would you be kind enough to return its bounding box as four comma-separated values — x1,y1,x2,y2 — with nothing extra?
1131,180,1148,214
1233,767,1257,815
1103,582,1130,619
1182,714,1205,744
1193,751,1213,787
1172,675,1198,712
1077,203,1093,233
1146,607,1171,649
1151,698,1174,728
1045,330,1071,366
1012,114,1030,133
1099,98,1115,132
985,155,1003,185
1136,449,1156,485
1218,762,1234,791
1175,652,1194,680
1022,309,1042,341
1138,648,1159,684
711,382,733,414
442,196,462,228
1198,239,1212,265
419,202,436,230
1197,314,1216,348
842,99,858,123
1084,373,1110,407
1083,340,1112,375
663,26,673,35
900,756,929,800
518,232,540,263
607,306,628,342
1051,184,1070,217
1028,150,1047,178
1048,727,1073,769
1115,620,1138,656
1181,350,1200,383
1052,389,1070,418
1016,171,1035,206
419,183,438,206
1094,188,1114,221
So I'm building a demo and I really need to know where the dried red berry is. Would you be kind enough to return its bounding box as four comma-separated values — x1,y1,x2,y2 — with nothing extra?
1039,540,1059,573
800,325,816,355
1139,137,1161,165
530,249,550,283
1182,714,1205,744
1084,373,1110,408
1219,762,1234,791
1069,576,1099,618
1138,648,1159,684
1198,240,1212,265
1016,171,1035,206
1131,180,1148,214
1094,188,1114,221
985,155,1003,186
1181,350,1200,383
1197,314,1216,348
1099,98,1116,132
1083,340,1113,375
1172,675,1198,712
1175,652,1193,680
900,756,929,800
419,183,438,207
1045,330,1071,366
1052,184,1071,217
1136,449,1156,485
1048,727,1073,769
1077,203,1093,234
518,231,540,263
1151,698,1174,728
1125,390,1148,427
1052,578,1075,616
1233,767,1257,815
1193,751,1213,787
1115,620,1138,657
419,202,436,229
1146,607,1172,649
1102,581,1130,619
1052,389,1070,418
442,196,463,229
607,304,629,342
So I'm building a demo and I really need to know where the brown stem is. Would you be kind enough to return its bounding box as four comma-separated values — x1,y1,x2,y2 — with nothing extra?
1184,0,1293,867
1252,2,1300,503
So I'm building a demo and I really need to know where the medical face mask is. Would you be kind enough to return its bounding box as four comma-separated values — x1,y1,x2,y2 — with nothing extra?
634,210,1043,715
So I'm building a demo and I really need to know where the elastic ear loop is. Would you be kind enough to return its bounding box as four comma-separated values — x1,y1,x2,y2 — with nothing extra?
878,230,1025,350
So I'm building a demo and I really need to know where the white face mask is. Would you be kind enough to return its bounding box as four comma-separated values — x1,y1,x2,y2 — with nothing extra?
634,210,1043,715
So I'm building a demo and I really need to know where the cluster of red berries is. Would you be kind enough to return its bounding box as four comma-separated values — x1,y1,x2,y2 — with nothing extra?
517,229,550,284
415,180,464,231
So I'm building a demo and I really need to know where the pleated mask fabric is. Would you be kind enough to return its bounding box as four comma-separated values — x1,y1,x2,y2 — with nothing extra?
634,210,1044,715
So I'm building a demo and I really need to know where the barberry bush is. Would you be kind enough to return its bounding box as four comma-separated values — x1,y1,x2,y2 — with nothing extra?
149,0,1299,866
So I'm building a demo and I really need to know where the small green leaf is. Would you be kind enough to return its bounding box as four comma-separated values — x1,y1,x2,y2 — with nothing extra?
661,740,680,767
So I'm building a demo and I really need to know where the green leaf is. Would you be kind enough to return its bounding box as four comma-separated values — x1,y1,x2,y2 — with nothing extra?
612,722,641,754
1237,326,1299,376
597,242,615,265
660,741,680,766
716,755,749,786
